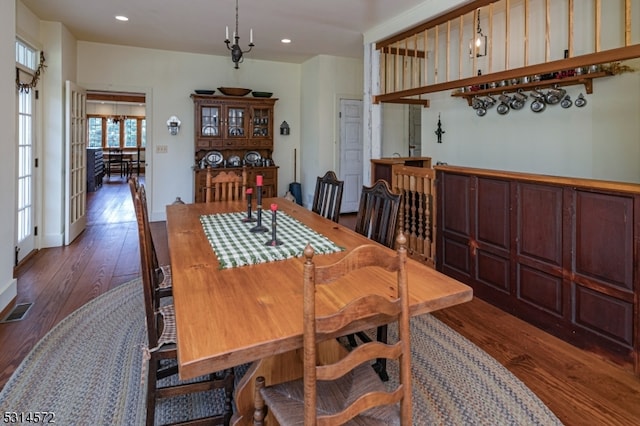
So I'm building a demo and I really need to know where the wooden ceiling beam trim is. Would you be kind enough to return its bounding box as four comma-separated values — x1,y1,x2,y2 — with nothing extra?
376,0,499,50
86,93,146,104
381,98,430,107
380,47,425,58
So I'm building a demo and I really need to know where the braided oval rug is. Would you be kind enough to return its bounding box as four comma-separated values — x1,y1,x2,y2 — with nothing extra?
0,278,562,425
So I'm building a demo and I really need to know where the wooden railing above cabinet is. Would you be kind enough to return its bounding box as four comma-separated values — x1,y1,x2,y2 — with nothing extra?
373,0,640,105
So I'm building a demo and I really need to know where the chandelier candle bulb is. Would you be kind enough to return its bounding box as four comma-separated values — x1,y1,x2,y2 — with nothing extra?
250,29,253,43
226,26,229,40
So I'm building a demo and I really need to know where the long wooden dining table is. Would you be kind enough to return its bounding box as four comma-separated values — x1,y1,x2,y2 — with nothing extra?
166,197,473,425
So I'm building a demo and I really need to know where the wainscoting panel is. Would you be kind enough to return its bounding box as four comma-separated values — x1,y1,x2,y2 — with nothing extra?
436,166,640,374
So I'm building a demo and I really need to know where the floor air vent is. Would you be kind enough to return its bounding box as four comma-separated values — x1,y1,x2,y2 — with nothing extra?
2,303,33,323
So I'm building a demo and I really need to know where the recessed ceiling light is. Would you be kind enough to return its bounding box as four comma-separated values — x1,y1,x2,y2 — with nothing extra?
115,15,129,22
281,39,291,44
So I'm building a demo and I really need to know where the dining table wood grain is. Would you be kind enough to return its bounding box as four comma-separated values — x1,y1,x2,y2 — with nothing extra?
166,197,473,424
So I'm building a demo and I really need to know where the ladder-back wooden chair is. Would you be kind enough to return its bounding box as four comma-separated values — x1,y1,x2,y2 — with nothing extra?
128,177,172,305
355,179,402,248
351,179,402,380
311,171,344,223
253,233,412,425
132,183,235,426
204,168,247,202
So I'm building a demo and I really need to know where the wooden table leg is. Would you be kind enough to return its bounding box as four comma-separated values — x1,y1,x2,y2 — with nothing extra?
231,340,347,426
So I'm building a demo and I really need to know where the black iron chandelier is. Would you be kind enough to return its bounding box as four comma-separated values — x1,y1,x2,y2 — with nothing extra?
224,0,254,69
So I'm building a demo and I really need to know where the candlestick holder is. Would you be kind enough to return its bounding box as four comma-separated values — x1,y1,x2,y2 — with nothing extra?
242,192,257,223
265,209,282,246
250,189,268,233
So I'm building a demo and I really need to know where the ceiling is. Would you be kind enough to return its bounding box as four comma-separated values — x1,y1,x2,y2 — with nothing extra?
20,0,431,64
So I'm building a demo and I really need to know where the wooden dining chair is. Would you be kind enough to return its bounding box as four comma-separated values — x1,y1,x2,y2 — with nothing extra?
355,179,402,249
128,177,172,304
132,183,235,426
129,147,142,177
204,167,247,202
351,179,402,380
311,171,344,223
106,148,128,178
253,233,411,425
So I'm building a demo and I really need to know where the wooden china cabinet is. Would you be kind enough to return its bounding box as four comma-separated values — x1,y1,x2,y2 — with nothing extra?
191,93,278,203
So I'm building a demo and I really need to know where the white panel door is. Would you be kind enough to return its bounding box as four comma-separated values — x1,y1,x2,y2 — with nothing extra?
64,81,87,245
339,99,363,213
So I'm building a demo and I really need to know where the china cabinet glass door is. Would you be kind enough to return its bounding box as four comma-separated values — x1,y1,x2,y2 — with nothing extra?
252,107,271,137
201,106,220,137
227,106,246,137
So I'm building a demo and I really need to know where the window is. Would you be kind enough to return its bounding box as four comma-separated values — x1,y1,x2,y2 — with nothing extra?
88,117,102,148
124,118,140,148
106,118,121,148
86,115,146,149
16,40,37,71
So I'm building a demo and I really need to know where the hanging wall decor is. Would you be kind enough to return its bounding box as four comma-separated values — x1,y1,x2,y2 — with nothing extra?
16,52,46,93
435,114,445,143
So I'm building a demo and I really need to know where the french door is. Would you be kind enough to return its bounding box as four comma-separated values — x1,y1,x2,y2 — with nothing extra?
64,81,87,245
15,83,35,264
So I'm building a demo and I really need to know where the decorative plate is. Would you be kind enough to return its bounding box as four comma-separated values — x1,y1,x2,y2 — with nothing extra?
195,89,215,95
202,125,218,136
244,151,262,166
205,150,223,166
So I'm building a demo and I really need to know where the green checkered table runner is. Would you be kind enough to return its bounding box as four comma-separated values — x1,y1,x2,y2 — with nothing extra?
200,211,345,269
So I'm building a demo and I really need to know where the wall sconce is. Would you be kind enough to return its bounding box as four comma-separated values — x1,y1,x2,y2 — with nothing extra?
167,115,181,135
469,9,487,58
280,121,290,135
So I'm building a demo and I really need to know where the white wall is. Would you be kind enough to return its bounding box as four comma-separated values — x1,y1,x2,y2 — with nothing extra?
0,0,17,314
77,42,301,220
381,104,408,157
421,64,640,183
39,22,77,247
300,55,363,207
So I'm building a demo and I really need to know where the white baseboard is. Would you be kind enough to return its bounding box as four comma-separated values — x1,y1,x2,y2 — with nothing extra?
41,232,64,248
0,277,17,315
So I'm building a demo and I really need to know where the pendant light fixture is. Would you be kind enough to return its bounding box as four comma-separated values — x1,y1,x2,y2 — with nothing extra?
224,0,254,69
469,9,487,58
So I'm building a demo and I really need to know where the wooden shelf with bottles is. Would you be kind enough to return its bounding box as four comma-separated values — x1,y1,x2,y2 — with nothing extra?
451,71,613,106
190,93,278,202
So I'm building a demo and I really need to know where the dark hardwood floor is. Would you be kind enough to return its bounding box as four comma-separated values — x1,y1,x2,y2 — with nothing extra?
1,178,639,425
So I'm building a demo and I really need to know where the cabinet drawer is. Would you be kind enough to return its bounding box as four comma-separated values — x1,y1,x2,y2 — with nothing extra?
224,139,247,148
260,169,276,180
196,139,212,149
